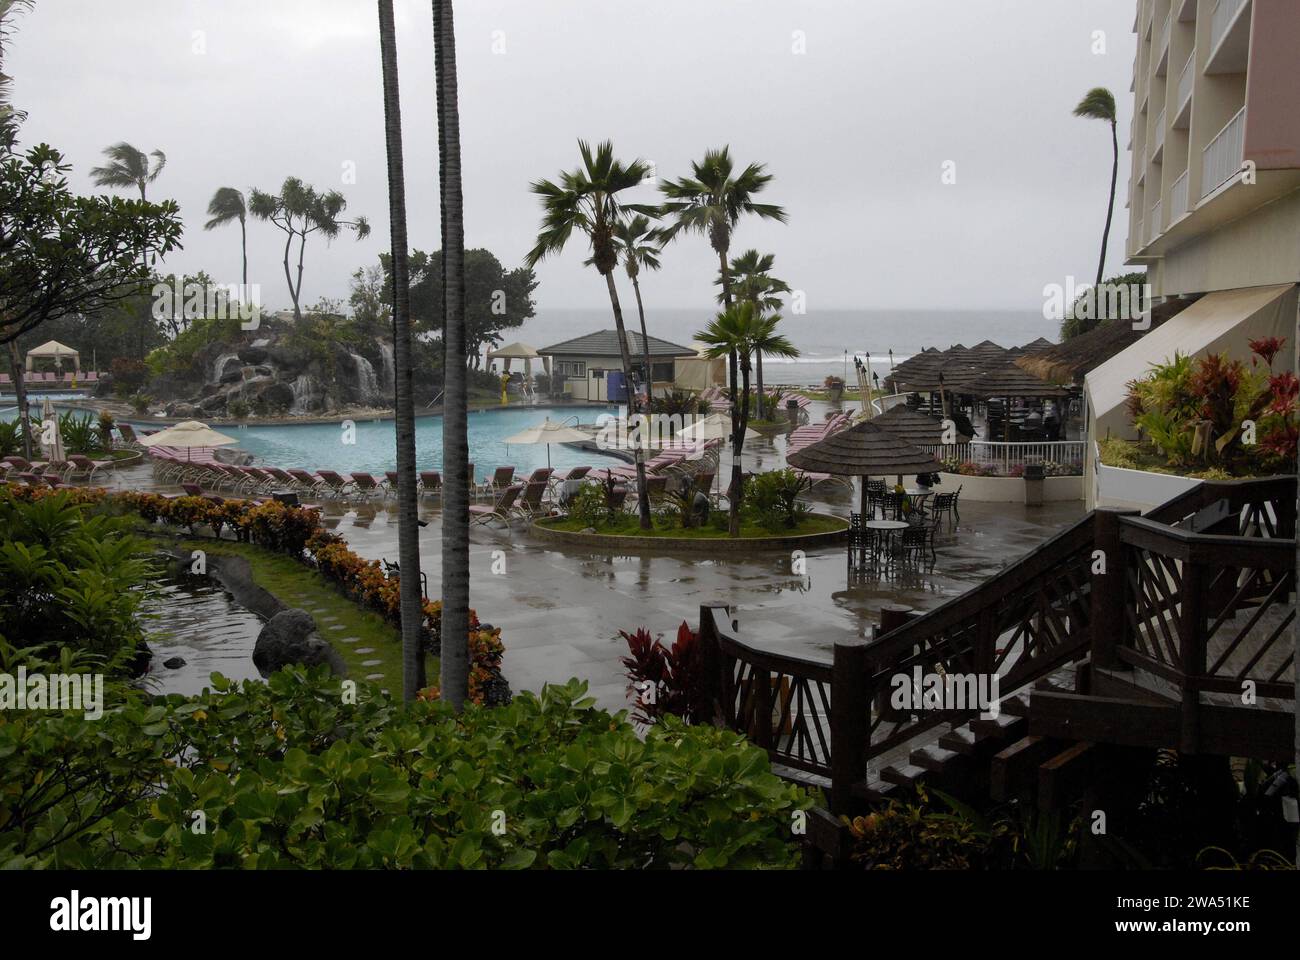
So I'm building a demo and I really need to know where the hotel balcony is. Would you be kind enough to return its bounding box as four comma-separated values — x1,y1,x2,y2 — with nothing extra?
1154,12,1172,75
1152,107,1166,162
1202,105,1246,198
1170,168,1190,222
1172,50,1194,129
1206,0,1251,74
1150,199,1163,242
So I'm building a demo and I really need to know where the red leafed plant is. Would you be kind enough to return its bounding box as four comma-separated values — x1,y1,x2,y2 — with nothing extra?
620,621,711,725
1249,336,1286,370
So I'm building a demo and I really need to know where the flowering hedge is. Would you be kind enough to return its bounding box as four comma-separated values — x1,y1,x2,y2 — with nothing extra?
6,485,505,705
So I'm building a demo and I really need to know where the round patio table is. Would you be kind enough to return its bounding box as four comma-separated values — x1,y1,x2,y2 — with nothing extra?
902,489,934,517
863,519,909,566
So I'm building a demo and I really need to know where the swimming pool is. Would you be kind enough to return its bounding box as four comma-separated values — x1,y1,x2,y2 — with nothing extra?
138,405,623,479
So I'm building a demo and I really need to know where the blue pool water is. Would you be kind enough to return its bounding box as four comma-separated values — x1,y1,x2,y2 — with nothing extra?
138,405,623,480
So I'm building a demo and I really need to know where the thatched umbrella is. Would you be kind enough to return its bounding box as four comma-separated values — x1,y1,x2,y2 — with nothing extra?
787,419,941,516
873,405,971,446
952,363,1070,441
1020,336,1055,354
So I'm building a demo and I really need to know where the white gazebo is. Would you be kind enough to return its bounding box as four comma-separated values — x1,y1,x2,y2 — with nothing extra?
487,341,549,383
26,340,81,375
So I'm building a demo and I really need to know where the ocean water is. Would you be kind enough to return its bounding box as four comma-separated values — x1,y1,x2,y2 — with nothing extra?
509,308,1057,387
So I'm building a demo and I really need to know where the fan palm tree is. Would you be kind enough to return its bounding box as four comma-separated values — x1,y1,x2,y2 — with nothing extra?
612,213,663,408
1074,87,1119,322
526,140,656,530
434,0,470,709
717,250,791,419
659,148,786,509
204,187,249,290
378,0,424,703
0,0,34,143
697,302,793,537
248,177,370,322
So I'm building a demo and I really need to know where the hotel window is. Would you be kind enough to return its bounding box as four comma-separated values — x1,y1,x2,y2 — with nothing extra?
651,362,674,382
555,360,585,378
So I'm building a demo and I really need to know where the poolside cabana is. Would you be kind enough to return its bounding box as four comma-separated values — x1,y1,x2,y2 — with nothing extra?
487,342,548,389
950,363,1071,441
871,405,971,447
26,340,81,376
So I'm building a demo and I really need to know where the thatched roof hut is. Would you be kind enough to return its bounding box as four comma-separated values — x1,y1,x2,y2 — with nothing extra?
954,362,1071,400
1013,297,1193,385
786,420,941,477
872,405,971,445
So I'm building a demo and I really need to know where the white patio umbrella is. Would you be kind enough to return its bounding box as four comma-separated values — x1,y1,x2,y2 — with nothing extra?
138,420,239,461
675,412,760,445
40,396,65,463
503,417,592,468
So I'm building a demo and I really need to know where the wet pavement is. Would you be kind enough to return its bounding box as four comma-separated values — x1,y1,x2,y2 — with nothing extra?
103,400,1085,711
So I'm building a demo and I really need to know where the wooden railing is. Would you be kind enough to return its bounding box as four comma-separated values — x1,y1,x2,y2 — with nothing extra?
697,476,1296,815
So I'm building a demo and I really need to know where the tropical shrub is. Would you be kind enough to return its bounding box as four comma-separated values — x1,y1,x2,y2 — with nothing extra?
0,490,156,669
227,398,251,419
56,411,100,456
110,356,148,393
97,409,116,450
745,468,812,530
619,621,711,725
0,672,809,869
0,419,21,458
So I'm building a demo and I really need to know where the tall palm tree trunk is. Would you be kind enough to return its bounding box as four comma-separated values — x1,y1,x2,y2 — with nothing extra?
378,0,424,702
1095,120,1118,293
240,217,248,291
717,246,743,534
435,0,470,709
731,358,752,537
755,348,766,422
604,271,652,528
631,274,653,410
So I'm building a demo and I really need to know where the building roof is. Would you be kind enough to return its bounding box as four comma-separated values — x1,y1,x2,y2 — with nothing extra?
538,329,697,358
871,405,972,445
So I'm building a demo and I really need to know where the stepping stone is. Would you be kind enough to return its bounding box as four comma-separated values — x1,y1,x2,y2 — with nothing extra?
362,659,382,667
354,647,375,654
310,608,329,615
327,625,346,631
317,614,339,622
365,673,385,681
339,637,360,645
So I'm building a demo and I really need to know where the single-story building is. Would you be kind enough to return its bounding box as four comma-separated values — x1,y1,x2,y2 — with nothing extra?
538,329,699,402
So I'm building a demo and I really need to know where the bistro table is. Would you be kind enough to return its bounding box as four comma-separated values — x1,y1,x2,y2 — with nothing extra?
901,488,934,518
862,519,910,567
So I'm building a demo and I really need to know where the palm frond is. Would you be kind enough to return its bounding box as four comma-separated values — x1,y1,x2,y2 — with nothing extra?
1073,87,1116,123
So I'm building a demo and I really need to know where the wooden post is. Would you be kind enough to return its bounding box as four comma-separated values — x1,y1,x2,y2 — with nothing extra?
876,605,916,722
697,604,729,727
1180,561,1206,754
1091,508,1138,670
831,638,870,816
752,666,773,750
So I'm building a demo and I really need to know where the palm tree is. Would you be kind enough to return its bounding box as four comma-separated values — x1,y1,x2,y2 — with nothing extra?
717,250,791,419
697,302,794,537
434,0,470,709
248,178,370,322
0,0,34,144
90,142,166,201
613,213,663,408
378,0,424,703
204,187,249,290
526,140,656,530
748,312,800,424
660,149,786,513
1074,87,1119,321
90,142,167,354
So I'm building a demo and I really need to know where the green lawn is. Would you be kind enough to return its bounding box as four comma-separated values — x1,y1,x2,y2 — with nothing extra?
180,539,433,692
539,511,846,540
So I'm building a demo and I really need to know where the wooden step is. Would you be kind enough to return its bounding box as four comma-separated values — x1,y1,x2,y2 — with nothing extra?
879,763,928,787
970,711,1027,740
851,777,900,804
990,735,1066,801
909,744,962,772
771,763,831,793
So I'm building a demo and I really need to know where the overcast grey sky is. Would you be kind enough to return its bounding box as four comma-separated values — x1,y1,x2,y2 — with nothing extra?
10,0,1138,313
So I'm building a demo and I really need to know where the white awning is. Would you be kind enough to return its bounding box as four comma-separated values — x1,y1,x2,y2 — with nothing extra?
1087,283,1297,438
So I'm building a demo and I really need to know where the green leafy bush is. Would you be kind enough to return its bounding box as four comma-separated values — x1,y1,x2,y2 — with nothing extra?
227,398,251,420
1,672,809,869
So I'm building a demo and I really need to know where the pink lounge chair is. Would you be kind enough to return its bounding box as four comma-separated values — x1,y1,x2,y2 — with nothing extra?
554,465,592,483
513,480,551,520
524,467,554,486
469,483,523,527
68,454,112,482
316,470,355,497
288,469,326,494
485,465,516,492
350,472,383,498
262,466,298,488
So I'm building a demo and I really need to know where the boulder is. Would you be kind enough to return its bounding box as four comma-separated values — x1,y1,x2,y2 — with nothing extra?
238,345,269,366
253,609,347,678
199,393,227,413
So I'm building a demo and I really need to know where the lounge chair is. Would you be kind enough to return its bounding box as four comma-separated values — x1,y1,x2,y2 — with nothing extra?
524,467,554,486
116,424,144,449
553,465,591,483
481,465,516,498
514,480,550,520
261,466,299,489
316,470,355,498
288,469,326,494
469,483,523,527
418,471,443,498
350,472,384,499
